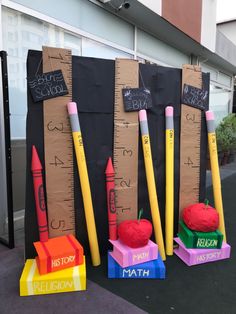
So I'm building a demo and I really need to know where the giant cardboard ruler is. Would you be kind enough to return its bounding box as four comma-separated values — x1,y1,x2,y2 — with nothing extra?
43,47,75,237
179,65,202,218
113,59,139,223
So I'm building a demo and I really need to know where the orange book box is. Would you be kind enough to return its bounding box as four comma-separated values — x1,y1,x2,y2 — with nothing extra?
34,234,84,275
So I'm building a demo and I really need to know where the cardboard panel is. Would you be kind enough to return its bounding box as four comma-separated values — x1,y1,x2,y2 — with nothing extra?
25,52,209,258
179,65,204,219
43,47,75,237
113,59,139,223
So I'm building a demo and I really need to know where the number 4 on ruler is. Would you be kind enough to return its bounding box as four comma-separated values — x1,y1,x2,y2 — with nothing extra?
49,156,64,166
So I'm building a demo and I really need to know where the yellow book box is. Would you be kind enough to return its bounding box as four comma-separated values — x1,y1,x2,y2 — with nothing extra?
20,257,86,296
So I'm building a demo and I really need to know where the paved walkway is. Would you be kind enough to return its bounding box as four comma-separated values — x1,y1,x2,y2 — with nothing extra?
206,160,236,188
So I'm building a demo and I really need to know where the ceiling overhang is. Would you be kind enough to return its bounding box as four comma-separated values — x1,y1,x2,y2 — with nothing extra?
95,0,236,74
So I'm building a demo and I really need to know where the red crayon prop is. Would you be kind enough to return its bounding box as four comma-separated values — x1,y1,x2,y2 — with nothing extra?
31,145,49,242
105,157,117,240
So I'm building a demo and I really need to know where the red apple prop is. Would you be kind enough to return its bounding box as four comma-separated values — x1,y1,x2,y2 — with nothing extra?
183,202,219,232
118,219,153,248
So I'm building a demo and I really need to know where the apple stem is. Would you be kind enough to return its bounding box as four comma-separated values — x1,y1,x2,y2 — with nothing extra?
138,208,143,224
204,199,209,209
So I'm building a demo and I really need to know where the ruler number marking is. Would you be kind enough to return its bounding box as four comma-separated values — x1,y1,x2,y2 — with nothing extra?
123,149,133,157
49,155,64,167
120,179,131,188
185,113,195,122
43,47,75,237
184,157,194,166
121,207,131,213
50,219,65,230
47,121,64,132
48,55,63,60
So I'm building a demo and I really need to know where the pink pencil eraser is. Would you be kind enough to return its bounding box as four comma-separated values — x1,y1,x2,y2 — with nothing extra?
165,106,173,117
205,110,214,121
67,102,78,115
139,110,147,122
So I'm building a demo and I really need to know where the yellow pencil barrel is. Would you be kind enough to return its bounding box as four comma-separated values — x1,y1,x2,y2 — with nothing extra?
206,111,226,241
165,106,174,255
68,102,101,266
139,110,166,261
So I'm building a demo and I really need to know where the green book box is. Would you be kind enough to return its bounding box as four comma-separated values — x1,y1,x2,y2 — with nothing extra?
178,220,223,249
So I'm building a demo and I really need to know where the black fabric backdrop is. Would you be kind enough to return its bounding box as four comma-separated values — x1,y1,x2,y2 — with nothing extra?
25,50,209,260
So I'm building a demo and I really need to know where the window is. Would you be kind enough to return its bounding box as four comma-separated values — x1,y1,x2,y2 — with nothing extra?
8,31,18,42
2,6,134,138
82,37,132,59
7,13,18,26
137,29,189,67
209,84,232,125
9,63,19,73
8,48,18,57
2,7,82,139
200,63,233,125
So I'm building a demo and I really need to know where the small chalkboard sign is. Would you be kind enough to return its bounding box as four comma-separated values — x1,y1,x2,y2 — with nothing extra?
122,88,152,112
28,69,68,102
182,84,208,110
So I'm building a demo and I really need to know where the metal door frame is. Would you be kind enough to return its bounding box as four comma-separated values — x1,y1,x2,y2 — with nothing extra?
0,50,14,248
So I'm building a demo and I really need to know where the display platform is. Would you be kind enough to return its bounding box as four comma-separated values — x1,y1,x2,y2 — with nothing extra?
178,220,223,249
109,239,158,268
174,237,231,266
20,257,86,296
108,252,165,279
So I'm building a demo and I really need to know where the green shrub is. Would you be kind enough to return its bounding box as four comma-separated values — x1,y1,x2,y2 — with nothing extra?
216,114,236,152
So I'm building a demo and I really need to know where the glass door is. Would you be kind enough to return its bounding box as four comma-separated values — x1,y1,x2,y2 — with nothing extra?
0,51,14,248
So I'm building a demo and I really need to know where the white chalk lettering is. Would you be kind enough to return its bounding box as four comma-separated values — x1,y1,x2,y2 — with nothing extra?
52,255,75,268
142,269,150,276
122,269,131,277
196,238,218,248
196,251,221,262
130,269,136,276
35,83,67,99
133,251,149,262
35,72,64,85
122,268,150,278
33,280,74,293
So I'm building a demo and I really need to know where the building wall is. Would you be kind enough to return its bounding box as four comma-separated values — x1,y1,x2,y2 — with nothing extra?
218,21,236,45
0,0,233,234
2,2,190,139
138,0,162,15
139,0,217,52
201,0,217,52
0,1,190,220
162,0,202,43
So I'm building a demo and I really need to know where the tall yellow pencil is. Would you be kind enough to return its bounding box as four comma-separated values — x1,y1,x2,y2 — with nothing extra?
206,110,226,241
139,110,166,261
165,106,174,255
67,102,101,266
